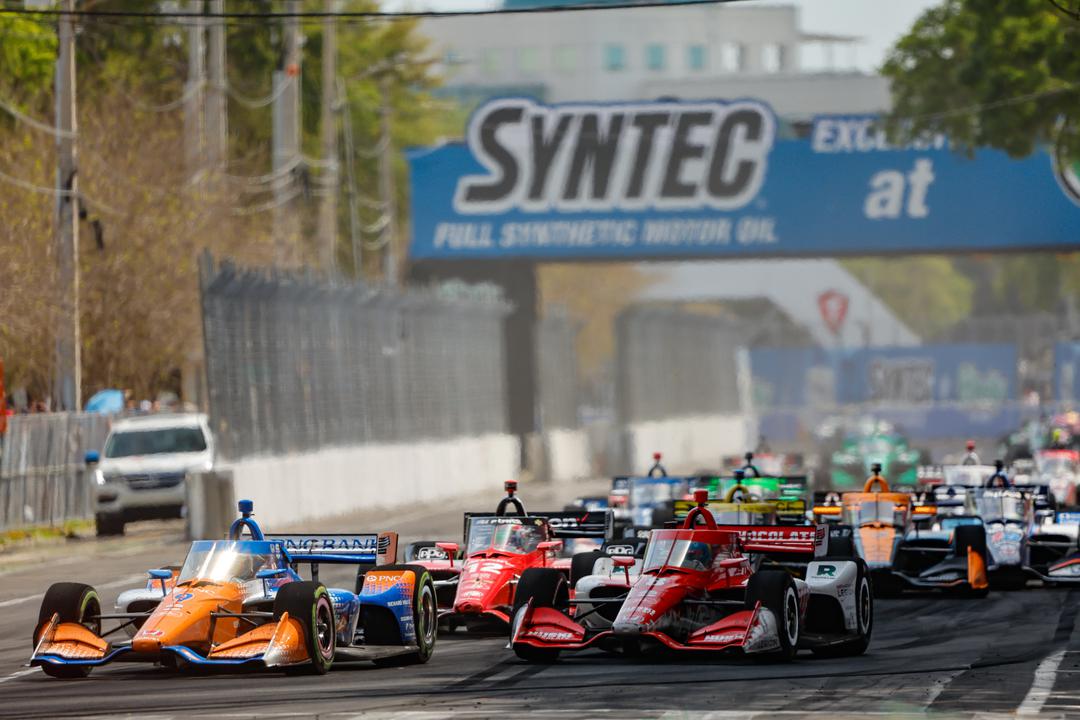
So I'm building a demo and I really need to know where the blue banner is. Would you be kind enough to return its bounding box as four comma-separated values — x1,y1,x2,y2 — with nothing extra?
407,98,1080,260
1055,342,1080,403
751,344,1017,409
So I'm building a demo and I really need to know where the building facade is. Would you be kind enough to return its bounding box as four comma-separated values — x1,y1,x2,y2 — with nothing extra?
422,3,889,118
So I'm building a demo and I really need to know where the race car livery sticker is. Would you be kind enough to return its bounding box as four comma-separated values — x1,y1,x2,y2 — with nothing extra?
815,564,837,578
273,534,378,554
415,546,449,560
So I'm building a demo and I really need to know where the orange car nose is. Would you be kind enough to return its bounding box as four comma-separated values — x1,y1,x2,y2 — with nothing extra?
132,636,163,656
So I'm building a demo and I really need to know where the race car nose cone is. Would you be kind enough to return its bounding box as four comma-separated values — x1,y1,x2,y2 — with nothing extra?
456,601,483,615
132,636,163,656
612,620,646,636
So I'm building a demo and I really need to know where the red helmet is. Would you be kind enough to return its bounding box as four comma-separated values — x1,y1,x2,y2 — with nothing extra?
966,440,976,451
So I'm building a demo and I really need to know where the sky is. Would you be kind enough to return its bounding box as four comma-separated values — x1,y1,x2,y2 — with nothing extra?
763,0,939,72
385,0,942,73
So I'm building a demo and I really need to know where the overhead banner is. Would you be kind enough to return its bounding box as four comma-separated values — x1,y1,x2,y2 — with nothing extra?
407,97,1080,261
750,344,1017,409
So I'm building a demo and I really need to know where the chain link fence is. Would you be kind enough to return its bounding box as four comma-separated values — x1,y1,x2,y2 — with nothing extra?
200,254,513,460
0,413,110,531
536,310,580,431
614,305,742,425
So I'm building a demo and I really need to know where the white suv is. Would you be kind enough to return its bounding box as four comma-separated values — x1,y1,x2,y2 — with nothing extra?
88,414,214,535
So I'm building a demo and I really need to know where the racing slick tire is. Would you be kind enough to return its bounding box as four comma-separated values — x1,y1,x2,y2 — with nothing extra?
34,582,102,678
275,581,335,675
811,560,873,658
94,512,125,537
954,526,990,599
366,565,438,666
570,550,605,588
745,571,800,662
510,568,570,663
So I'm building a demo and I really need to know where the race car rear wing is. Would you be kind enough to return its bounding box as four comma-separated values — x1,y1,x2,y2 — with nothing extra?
462,510,614,540
269,532,398,566
712,524,827,557
673,498,808,525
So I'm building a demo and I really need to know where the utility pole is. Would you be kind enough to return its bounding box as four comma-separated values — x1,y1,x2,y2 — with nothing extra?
184,0,206,178
205,0,227,175
339,76,362,277
53,0,80,412
378,74,397,286
272,0,302,266
317,0,338,273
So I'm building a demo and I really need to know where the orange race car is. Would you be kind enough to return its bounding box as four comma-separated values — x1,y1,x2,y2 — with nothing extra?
813,465,989,597
30,500,437,678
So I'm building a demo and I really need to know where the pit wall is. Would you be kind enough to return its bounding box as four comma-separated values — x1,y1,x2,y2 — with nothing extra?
222,433,521,529
622,414,751,474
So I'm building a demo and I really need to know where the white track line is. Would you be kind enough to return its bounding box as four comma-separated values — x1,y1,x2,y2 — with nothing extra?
0,572,145,609
0,593,43,609
0,668,36,684
1018,648,1067,715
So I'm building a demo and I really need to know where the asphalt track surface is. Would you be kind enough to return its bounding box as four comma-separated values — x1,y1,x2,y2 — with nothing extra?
2,479,1080,718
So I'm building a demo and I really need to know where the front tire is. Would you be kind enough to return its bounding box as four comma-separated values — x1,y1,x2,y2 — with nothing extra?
35,582,102,679
569,550,604,588
94,513,125,537
510,568,568,663
274,581,335,675
745,571,800,661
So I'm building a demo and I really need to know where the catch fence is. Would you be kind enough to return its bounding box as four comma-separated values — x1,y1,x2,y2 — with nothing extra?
199,254,514,460
536,310,580,431
0,413,110,531
614,305,743,425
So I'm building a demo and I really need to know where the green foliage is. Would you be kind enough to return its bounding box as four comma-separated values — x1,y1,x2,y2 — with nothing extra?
843,257,974,338
883,0,1080,160
0,16,57,102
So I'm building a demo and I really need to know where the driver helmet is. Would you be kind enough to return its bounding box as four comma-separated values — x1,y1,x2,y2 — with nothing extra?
685,541,713,570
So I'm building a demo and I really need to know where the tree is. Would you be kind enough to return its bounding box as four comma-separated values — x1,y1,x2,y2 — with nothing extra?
0,16,56,102
883,0,1080,160
843,257,974,339
879,0,1080,322
0,2,447,402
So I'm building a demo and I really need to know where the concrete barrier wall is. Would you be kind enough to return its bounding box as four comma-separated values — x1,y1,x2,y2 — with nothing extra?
221,433,520,529
623,414,749,474
544,428,593,483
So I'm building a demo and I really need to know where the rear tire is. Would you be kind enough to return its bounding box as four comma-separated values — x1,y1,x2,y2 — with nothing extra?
570,550,604,588
812,561,872,657
274,581,335,675
94,513,124,537
745,571,800,661
510,568,569,663
369,565,438,666
35,582,102,679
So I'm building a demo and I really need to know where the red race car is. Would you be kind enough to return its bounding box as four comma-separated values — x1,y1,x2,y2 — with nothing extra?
509,491,873,662
405,481,612,632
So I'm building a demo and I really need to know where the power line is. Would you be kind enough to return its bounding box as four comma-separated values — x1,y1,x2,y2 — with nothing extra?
0,0,745,22
894,82,1080,124
227,76,293,109
0,96,76,138
0,167,121,216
